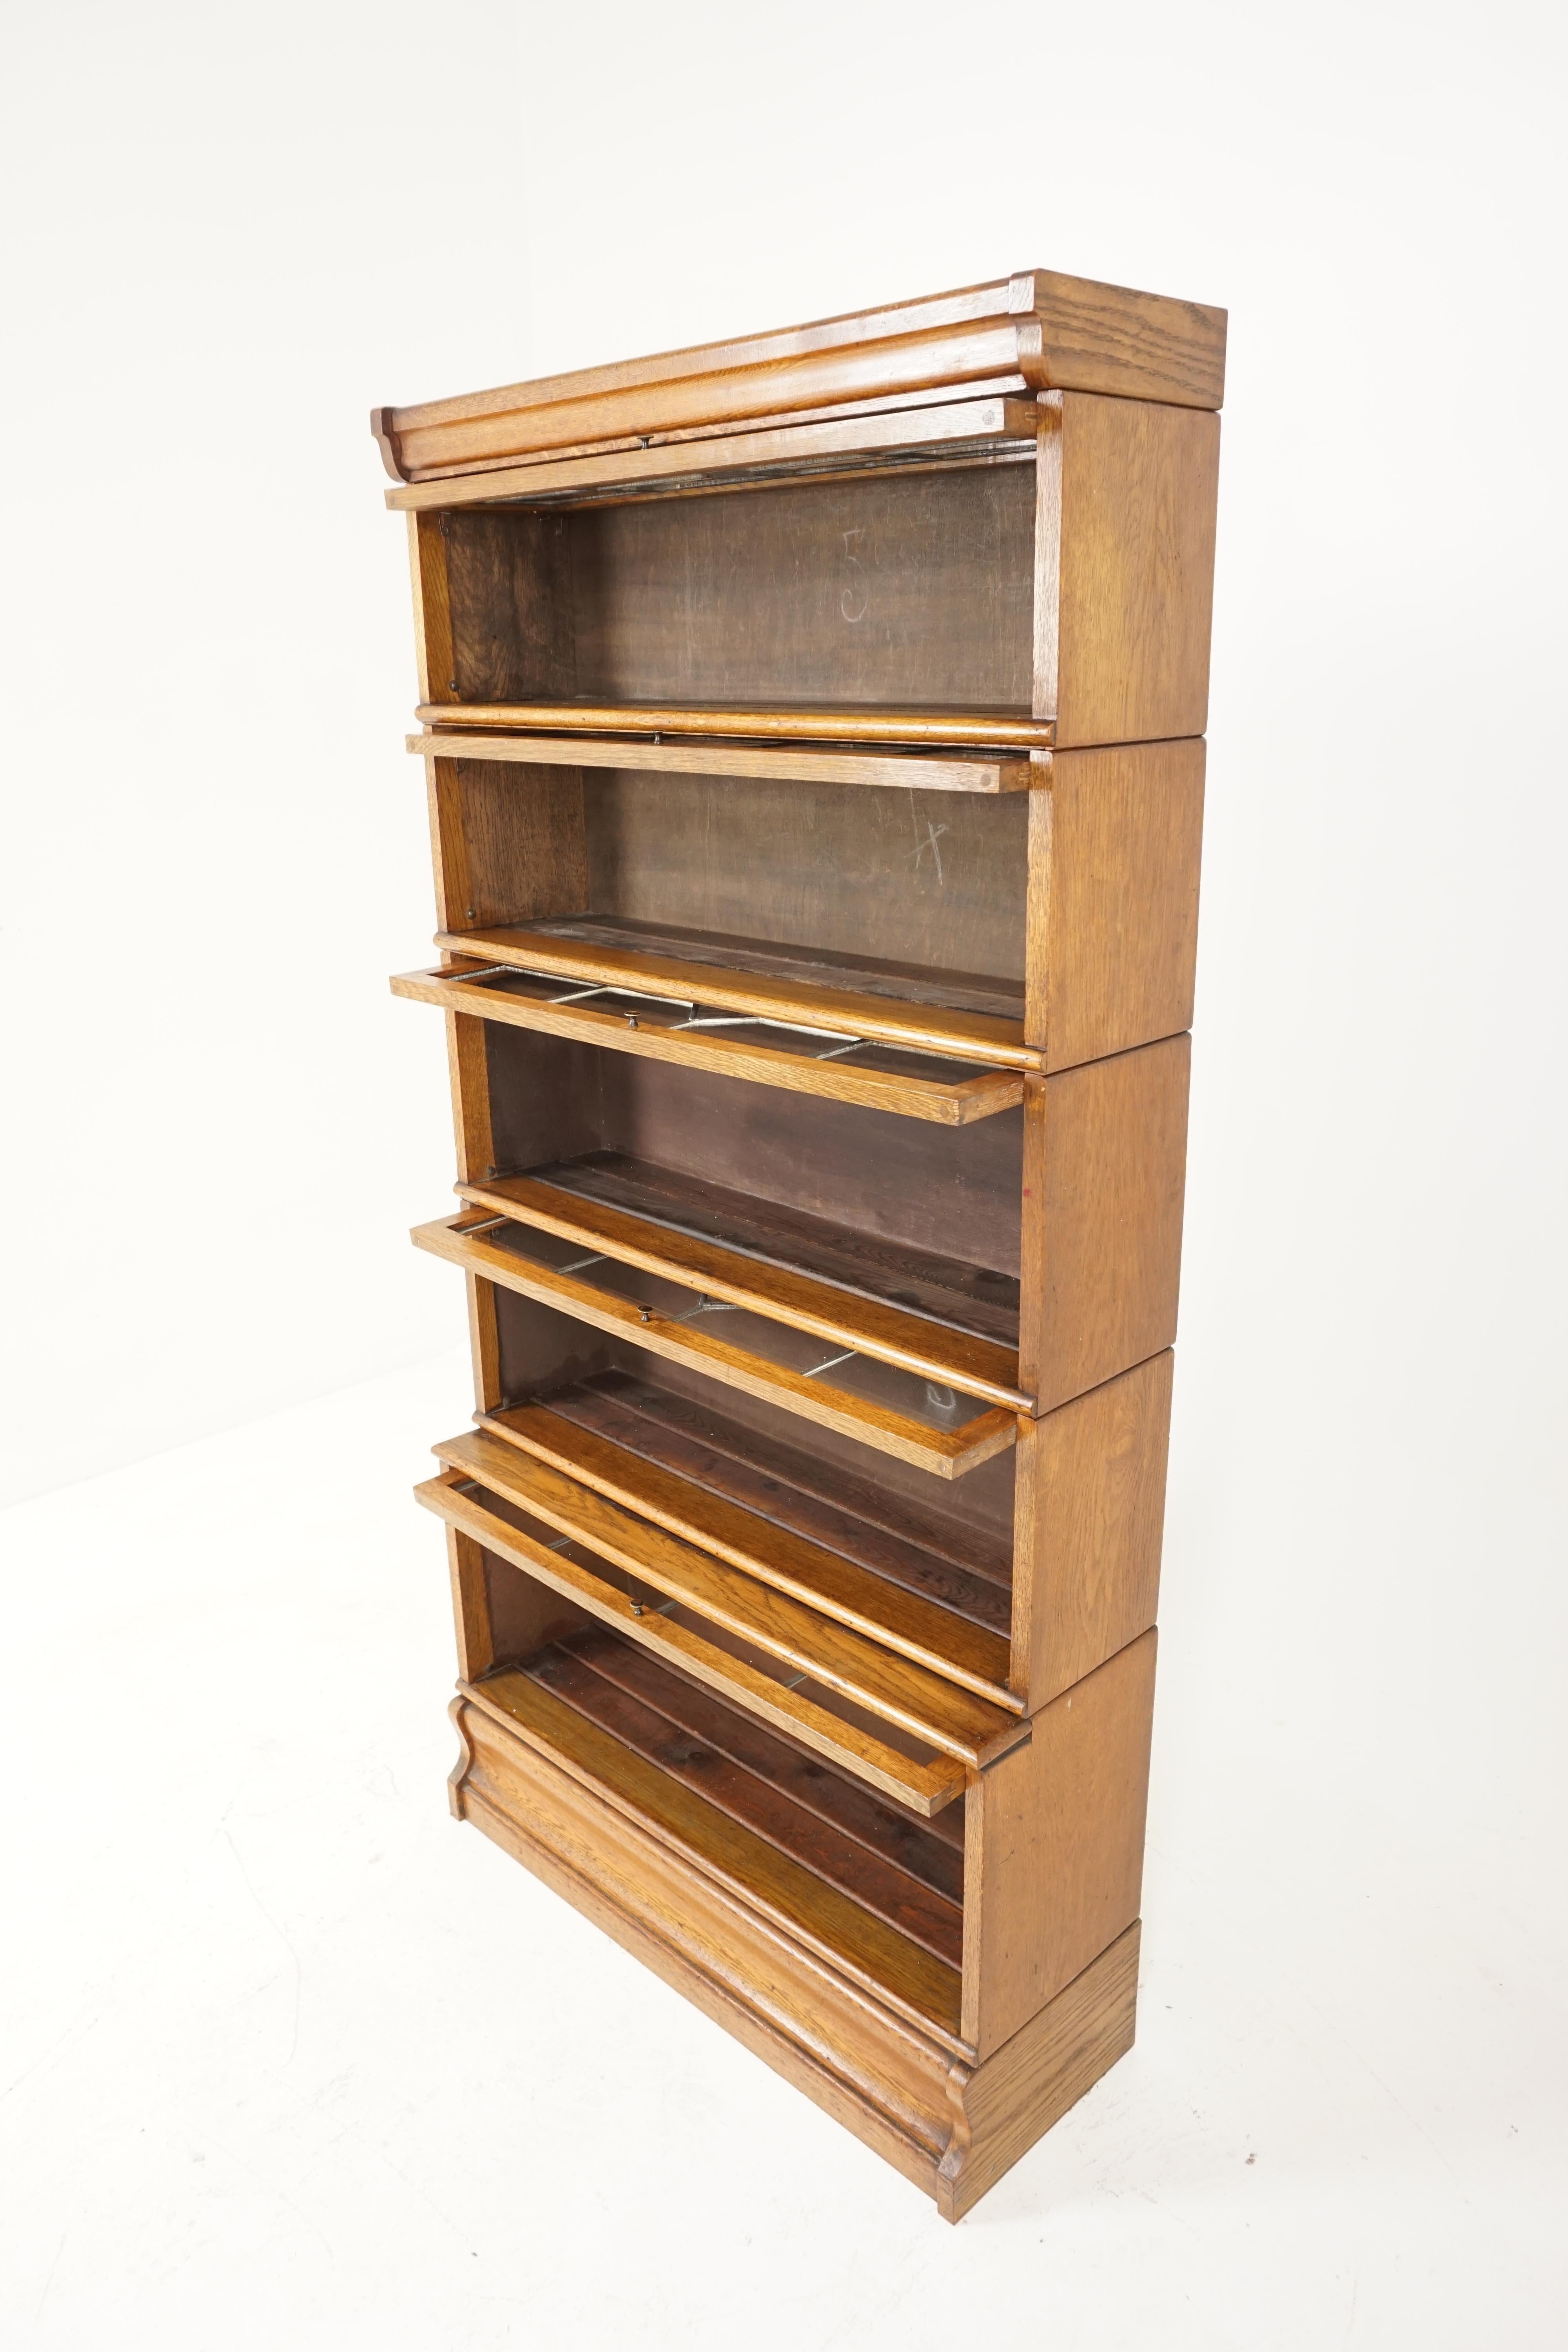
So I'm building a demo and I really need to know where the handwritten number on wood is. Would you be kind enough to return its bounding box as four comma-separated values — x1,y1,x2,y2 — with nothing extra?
840,527,868,623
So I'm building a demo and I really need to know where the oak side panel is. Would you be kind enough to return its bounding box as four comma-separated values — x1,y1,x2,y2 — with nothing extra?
938,1920,1140,2219
425,754,589,932
1010,1352,1172,1704
1018,1038,1191,1413
1037,392,1221,747
962,1630,1156,2057
466,1272,502,1412
444,508,579,702
445,1527,494,1684
444,1012,494,1185
481,1549,594,1666
407,511,453,705
1027,741,1205,1069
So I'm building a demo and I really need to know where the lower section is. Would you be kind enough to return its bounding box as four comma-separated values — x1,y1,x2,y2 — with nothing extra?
450,1680,1138,2219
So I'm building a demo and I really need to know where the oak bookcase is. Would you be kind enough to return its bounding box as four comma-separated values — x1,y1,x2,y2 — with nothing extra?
374,269,1223,2220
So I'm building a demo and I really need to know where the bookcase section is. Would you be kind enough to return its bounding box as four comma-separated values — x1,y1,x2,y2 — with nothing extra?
378,264,1221,2218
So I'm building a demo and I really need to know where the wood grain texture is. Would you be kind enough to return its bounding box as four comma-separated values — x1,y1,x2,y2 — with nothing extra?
428,925,1038,1067
567,1371,1014,1598
452,1689,973,2140
459,909,1024,1024
454,1172,1032,1410
421,1469,968,1815
441,1012,493,1189
437,466,1033,714
445,1526,492,1682
574,788,1031,1006
1036,392,1221,746
423,755,588,933
470,1664,964,2021
963,1631,1156,2057
523,1637,964,1965
384,263,1221,2211
410,728,1036,794
430,1428,1028,1766
465,1272,502,1412
450,1691,1142,2217
406,511,452,704
387,396,1038,511
938,1922,1140,2220
414,1213,1021,1479
1010,1353,1172,1704
1025,740,1205,1069
533,1152,1020,1339
1018,1037,1191,1413
562,1628,965,1892
477,1537,592,1669
443,507,578,702
391,965,1023,1127
418,700,1053,749
394,321,1038,476
376,268,1224,479
479,1401,1013,1700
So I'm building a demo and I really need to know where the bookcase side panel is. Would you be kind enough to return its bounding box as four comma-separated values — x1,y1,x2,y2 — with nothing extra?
1017,1038,1191,1413
1053,393,1220,748
444,508,579,701
1025,740,1205,1069
961,1628,1156,2058
406,510,453,706
1009,1351,1172,1703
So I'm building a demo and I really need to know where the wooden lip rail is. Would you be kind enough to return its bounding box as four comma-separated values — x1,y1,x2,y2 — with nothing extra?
414,701,1057,751
430,1429,1025,1769
425,928,1040,1072
456,1172,1033,1414
383,393,1039,515
454,1665,964,2032
408,728,1039,795
411,1214,1020,1480
477,1399,1016,1706
416,1458,1006,1825
389,964,1022,1127
419,1470,968,1818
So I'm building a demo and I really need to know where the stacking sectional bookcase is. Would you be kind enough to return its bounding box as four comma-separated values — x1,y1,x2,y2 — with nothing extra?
374,268,1224,2221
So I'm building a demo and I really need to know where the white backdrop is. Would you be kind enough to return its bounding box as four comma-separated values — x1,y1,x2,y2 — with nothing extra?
2,2,1565,2343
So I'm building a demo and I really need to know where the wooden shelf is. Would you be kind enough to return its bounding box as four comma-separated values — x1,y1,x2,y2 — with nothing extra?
424,917,1034,1071
416,700,1056,751
409,727,1038,795
418,1440,1027,1813
458,1154,1028,1412
414,1213,1021,1479
480,1383,1014,1703
541,1369,1015,1597
462,1633,964,2034
390,961,1023,1127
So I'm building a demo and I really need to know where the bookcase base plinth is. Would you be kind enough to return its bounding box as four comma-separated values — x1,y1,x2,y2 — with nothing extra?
451,1690,1137,2218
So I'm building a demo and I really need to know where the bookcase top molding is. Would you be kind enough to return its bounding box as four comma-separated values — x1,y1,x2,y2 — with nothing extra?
372,266,1227,490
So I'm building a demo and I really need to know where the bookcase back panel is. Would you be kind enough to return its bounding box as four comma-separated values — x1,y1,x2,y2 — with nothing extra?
581,771,1029,984
444,465,1035,711
483,1026,1024,1276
